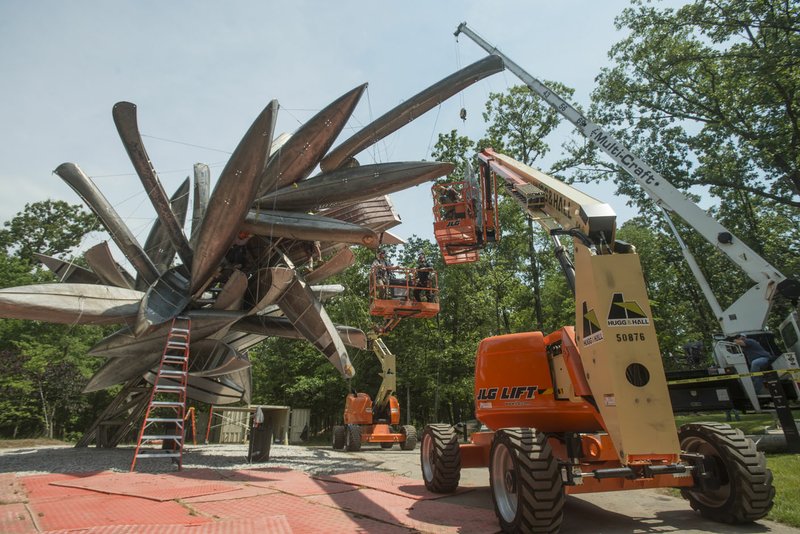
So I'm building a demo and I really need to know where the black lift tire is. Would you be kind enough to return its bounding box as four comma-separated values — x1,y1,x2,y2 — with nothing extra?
400,425,418,451
380,442,394,449
332,425,346,450
679,422,774,523
345,424,362,452
489,428,564,534
420,424,461,493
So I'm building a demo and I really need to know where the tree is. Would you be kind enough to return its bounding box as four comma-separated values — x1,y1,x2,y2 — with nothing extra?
0,201,103,439
478,83,576,330
0,200,97,263
587,0,800,207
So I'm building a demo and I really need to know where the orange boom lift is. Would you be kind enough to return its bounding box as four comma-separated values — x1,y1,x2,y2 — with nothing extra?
422,148,775,533
332,259,440,451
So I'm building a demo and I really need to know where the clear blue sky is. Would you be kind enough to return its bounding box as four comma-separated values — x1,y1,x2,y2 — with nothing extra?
0,0,686,257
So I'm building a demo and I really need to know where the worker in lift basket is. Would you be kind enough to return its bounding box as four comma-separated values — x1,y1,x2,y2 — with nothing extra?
733,334,778,396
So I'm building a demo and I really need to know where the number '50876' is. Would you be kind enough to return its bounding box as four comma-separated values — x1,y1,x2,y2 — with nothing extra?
616,332,645,342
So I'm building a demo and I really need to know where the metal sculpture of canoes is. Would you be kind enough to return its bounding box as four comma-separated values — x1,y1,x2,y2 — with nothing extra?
0,283,142,325
84,242,135,289
254,161,454,212
320,55,504,171
255,84,366,197
113,101,194,268
55,163,160,286
242,209,377,248
34,253,100,285
277,277,354,379
191,100,278,294
140,177,190,278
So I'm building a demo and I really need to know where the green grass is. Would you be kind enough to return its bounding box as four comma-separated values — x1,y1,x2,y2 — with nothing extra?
674,412,775,435
768,454,800,527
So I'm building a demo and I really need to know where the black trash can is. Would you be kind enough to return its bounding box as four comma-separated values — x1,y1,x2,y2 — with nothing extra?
247,407,273,462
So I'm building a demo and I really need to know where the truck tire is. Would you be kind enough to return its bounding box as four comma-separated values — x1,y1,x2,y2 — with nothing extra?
332,425,346,450
345,424,362,452
420,424,461,492
489,428,564,534
400,425,417,450
679,422,774,523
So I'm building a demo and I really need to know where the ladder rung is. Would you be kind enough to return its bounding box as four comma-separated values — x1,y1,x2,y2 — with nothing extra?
155,385,186,391
142,435,184,440
171,327,190,333
136,452,181,458
150,401,184,407
159,370,187,376
146,418,184,424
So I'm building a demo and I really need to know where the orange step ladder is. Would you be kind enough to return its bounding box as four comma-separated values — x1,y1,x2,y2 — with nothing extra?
130,316,191,471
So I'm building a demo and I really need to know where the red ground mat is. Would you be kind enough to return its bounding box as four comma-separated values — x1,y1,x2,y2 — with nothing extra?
29,493,211,531
313,470,474,500
44,515,292,533
218,466,298,482
188,491,409,533
245,469,357,497
181,484,279,503
0,474,27,504
51,471,238,501
21,473,108,501
0,502,36,534
307,487,499,534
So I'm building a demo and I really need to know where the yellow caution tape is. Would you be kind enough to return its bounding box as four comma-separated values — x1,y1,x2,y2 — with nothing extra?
667,368,800,386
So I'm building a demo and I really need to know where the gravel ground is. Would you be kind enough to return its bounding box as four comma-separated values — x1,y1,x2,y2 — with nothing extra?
0,443,384,476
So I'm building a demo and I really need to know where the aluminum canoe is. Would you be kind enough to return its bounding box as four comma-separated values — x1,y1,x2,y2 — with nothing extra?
188,339,250,377
0,283,142,325
87,309,245,359
144,368,251,405
277,276,354,379
320,55,504,171
55,163,160,286
34,253,100,285
85,242,135,289
305,247,355,284
233,316,367,350
320,195,402,234
113,101,193,268
191,100,278,294
245,266,296,315
255,84,366,197
242,209,377,248
134,267,191,336
190,163,211,248
140,176,190,279
212,270,248,310
254,161,454,212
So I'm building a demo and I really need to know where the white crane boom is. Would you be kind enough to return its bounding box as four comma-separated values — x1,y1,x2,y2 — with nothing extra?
454,22,795,335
